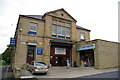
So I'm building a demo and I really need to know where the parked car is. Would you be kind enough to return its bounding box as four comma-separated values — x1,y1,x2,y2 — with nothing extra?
28,61,48,74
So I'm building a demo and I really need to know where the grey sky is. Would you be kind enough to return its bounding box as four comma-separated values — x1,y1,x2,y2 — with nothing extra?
0,0,119,54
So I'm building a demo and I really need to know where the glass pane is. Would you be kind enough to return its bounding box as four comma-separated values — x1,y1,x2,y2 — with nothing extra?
66,23,70,27
35,62,46,66
52,25,57,34
62,27,65,35
55,48,66,55
80,32,85,40
30,23,37,31
52,20,57,24
58,26,65,35
66,28,70,36
58,26,61,35
58,21,65,25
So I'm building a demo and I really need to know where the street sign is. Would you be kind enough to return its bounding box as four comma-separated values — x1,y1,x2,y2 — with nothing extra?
77,44,95,51
10,38,16,46
37,47,43,55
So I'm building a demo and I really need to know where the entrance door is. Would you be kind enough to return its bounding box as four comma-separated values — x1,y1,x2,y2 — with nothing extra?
50,46,70,66
27,46,36,63
80,49,94,67
50,56,67,66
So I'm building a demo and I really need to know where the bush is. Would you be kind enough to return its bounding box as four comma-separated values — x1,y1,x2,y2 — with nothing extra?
0,62,8,65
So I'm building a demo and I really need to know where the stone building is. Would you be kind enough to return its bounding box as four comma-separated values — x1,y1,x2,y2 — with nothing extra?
77,39,119,69
12,8,119,69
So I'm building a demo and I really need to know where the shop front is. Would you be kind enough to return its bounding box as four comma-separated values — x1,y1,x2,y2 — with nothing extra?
50,40,73,66
77,44,95,67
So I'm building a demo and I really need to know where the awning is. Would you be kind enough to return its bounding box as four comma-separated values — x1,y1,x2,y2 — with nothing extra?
28,43,37,46
50,40,76,47
77,44,95,51
50,40,76,44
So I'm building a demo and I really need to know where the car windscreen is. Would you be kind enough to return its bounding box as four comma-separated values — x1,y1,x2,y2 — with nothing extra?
35,62,46,66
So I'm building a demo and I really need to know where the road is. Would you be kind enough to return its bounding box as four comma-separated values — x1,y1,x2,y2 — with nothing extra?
33,71,119,80
63,71,119,80
80,71,119,78
0,65,14,79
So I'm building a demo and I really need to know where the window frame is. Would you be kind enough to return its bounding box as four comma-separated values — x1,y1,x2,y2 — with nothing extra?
52,18,71,39
52,24,57,35
57,26,65,36
66,27,70,37
80,32,85,41
30,22,37,32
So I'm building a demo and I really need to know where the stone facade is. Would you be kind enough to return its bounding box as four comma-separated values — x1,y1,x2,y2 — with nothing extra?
13,8,90,68
76,39,119,69
13,8,118,69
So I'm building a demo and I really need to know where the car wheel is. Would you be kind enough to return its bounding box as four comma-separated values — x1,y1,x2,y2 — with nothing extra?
44,72,47,75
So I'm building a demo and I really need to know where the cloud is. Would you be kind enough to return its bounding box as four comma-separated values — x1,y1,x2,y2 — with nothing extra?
0,0,119,54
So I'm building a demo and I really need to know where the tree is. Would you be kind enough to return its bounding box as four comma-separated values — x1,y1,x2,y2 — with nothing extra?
1,45,13,64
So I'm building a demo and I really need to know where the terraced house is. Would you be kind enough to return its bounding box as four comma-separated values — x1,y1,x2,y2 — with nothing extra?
12,8,119,69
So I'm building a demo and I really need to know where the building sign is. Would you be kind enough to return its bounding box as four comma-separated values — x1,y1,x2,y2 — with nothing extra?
10,38,16,46
55,48,66,55
37,47,43,55
28,43,37,46
77,44,95,51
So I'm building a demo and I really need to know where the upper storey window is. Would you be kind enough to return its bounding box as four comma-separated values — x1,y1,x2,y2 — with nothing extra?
52,20,57,24
30,22,37,32
52,25,57,34
66,23,70,27
80,32,85,41
58,21,65,25
52,18,71,39
58,26,65,35
28,22,37,35
66,27,70,36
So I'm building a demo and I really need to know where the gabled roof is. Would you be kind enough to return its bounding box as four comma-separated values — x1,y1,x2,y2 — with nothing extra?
19,15,90,32
19,14,90,32
76,25,91,32
42,8,77,22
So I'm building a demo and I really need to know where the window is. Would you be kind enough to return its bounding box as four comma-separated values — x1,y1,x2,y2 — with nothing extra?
80,32,85,41
58,21,65,25
66,23,70,27
28,23,37,35
52,20,57,24
55,48,66,55
52,19,71,39
58,26,65,35
66,28,70,36
52,25,57,34
30,23,37,32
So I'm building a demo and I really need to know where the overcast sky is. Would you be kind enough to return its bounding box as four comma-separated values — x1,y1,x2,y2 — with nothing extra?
0,0,119,54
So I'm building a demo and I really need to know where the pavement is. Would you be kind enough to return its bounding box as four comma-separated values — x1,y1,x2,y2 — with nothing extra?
20,67,118,79
0,65,14,79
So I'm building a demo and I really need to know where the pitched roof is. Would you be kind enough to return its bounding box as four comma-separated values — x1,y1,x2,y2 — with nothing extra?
42,8,77,22
20,15,44,21
76,25,91,32
20,15,90,31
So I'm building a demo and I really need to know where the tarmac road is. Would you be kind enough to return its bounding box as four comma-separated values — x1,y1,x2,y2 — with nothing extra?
63,71,119,80
80,71,119,78
0,65,14,79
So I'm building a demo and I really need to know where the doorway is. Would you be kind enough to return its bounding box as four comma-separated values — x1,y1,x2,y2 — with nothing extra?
80,49,94,67
50,56,67,66
27,45,36,63
50,46,70,66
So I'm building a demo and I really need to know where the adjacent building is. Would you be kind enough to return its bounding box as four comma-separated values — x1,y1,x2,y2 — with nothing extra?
12,8,119,69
